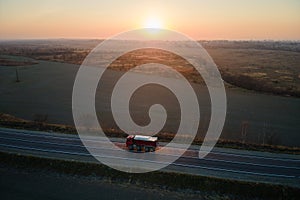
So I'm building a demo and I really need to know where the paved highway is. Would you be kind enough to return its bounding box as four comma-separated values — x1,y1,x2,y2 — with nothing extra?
0,127,299,187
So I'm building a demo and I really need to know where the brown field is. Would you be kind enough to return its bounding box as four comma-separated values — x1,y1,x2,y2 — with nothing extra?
1,40,300,97
207,48,300,97
0,57,37,66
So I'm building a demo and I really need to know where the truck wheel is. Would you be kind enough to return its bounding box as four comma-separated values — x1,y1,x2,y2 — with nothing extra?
145,147,149,152
137,145,141,151
129,145,134,150
150,147,154,152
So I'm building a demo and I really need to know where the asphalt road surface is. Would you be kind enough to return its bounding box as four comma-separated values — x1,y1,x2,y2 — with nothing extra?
0,127,299,187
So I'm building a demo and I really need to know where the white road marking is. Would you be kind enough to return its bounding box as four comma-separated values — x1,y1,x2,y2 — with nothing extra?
1,135,299,170
0,143,297,179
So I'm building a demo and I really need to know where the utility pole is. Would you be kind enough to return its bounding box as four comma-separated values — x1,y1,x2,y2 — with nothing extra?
15,66,20,82
241,121,249,144
262,122,268,145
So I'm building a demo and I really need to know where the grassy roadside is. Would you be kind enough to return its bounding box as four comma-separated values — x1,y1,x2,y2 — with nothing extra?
1,113,299,155
0,151,299,199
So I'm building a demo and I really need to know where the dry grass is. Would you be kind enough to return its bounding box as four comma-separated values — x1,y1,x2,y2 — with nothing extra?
1,40,299,96
0,56,37,66
207,48,300,97
1,151,299,199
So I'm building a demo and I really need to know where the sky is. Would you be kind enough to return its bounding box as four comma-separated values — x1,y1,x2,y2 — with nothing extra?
0,0,299,40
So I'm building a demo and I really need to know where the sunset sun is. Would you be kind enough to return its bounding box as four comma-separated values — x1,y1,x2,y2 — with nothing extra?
144,17,163,29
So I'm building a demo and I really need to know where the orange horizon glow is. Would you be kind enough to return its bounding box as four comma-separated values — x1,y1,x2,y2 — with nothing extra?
0,0,300,40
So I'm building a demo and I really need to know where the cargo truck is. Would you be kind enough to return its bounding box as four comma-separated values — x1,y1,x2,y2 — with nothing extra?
126,135,158,152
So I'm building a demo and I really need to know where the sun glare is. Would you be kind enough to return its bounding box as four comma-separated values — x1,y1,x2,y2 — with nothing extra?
144,17,163,29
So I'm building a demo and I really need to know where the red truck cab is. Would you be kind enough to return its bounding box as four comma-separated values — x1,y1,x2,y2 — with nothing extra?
126,135,158,152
